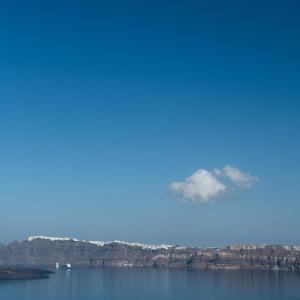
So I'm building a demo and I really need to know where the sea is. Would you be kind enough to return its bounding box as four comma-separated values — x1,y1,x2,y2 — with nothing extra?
1,267,300,300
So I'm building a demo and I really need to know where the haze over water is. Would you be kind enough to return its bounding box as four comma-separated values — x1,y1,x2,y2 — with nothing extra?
1,268,300,300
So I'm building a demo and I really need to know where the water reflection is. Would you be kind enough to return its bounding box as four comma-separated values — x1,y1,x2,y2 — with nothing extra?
0,268,300,300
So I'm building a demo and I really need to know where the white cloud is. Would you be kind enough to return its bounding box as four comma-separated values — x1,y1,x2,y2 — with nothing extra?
170,169,226,203
221,165,259,187
170,165,258,203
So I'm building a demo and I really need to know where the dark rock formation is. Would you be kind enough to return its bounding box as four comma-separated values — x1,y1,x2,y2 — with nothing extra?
0,267,53,280
1,237,300,271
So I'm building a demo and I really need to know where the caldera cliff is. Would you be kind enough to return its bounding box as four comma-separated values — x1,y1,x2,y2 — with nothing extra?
1,236,300,271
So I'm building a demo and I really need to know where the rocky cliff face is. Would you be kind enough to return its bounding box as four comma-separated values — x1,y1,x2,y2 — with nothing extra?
1,237,300,271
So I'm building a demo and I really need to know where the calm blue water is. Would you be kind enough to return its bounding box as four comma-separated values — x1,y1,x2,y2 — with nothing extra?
1,268,300,300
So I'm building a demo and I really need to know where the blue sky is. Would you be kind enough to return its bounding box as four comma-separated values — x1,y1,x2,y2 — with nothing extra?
0,0,299,246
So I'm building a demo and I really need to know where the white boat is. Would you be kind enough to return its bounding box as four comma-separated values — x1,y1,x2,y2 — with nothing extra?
123,262,133,267
55,262,59,269
61,263,72,269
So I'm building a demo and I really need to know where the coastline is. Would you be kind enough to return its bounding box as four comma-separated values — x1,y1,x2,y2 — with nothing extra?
1,236,299,272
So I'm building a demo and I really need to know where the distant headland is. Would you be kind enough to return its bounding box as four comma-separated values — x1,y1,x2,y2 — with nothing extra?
1,236,300,271
0,267,53,280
